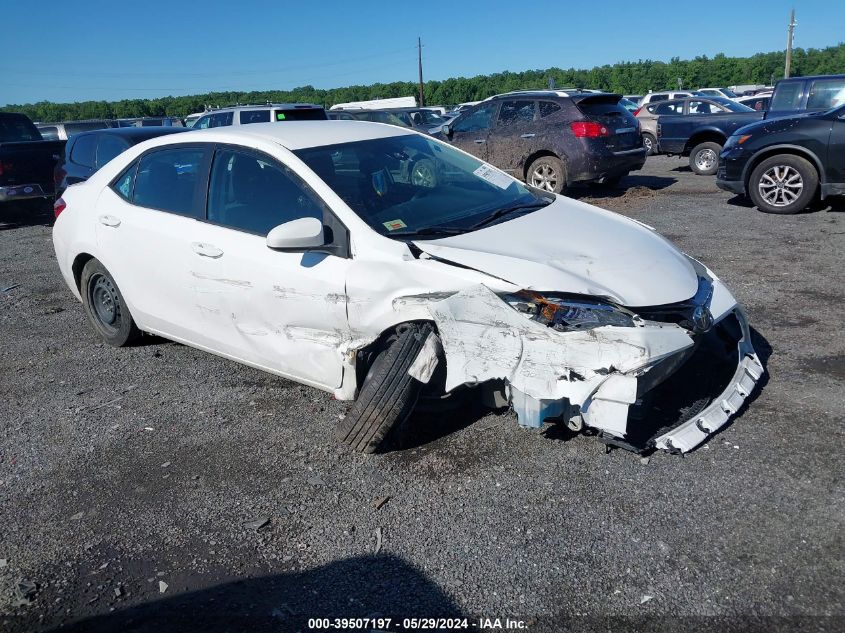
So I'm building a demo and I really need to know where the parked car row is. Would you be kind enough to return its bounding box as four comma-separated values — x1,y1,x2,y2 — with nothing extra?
642,74,845,214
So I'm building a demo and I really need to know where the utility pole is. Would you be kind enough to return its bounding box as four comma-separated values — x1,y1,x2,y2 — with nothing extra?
785,9,797,78
417,37,425,107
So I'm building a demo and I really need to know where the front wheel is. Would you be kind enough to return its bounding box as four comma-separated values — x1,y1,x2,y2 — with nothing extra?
80,259,141,347
527,156,566,194
748,154,818,214
689,141,721,175
335,323,434,453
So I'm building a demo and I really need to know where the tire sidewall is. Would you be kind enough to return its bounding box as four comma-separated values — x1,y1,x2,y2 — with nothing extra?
749,155,818,215
80,259,137,346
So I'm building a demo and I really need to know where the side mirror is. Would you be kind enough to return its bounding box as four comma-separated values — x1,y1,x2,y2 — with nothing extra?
442,123,452,138
266,217,325,251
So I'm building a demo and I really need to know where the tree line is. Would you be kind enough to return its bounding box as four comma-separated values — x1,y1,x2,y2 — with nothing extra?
4,44,843,122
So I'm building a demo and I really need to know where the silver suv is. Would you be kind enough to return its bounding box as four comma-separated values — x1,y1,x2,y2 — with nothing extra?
192,104,327,129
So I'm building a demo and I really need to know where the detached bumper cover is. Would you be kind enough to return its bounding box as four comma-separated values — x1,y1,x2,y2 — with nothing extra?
653,309,762,452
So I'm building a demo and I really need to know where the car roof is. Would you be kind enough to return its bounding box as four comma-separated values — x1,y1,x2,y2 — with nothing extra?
83,127,189,141
198,103,323,114
168,120,414,150
777,74,845,81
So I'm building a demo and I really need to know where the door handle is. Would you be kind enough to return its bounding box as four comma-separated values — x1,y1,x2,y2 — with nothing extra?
191,242,224,258
474,139,486,144
98,215,121,227
520,133,536,139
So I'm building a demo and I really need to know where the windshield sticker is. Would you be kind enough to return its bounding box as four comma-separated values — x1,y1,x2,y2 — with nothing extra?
383,219,407,231
473,164,513,190
276,112,286,120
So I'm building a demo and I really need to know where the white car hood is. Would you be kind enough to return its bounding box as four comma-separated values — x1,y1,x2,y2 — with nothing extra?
414,197,698,307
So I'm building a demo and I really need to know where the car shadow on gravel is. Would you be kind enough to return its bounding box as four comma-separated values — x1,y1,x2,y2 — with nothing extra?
389,390,490,451
0,200,53,230
36,554,465,633
568,175,677,201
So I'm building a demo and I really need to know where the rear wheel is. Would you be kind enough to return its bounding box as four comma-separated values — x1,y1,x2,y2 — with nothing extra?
748,154,818,214
80,259,140,347
527,156,566,194
689,141,721,175
335,323,434,453
642,132,657,156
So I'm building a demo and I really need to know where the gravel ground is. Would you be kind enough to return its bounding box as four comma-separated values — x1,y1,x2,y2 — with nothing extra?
0,156,843,633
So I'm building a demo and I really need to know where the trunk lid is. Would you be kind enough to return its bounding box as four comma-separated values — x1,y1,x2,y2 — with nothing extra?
570,94,640,150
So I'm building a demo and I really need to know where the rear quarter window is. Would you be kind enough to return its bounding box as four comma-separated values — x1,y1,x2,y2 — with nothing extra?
240,110,271,124
539,101,562,118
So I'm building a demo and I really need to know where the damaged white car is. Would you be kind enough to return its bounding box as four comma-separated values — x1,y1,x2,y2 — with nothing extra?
52,121,763,454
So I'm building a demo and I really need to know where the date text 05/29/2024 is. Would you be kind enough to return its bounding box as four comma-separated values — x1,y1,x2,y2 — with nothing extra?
307,617,532,630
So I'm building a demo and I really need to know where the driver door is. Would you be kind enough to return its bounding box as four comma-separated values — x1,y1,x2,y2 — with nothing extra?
187,146,351,389
447,102,498,161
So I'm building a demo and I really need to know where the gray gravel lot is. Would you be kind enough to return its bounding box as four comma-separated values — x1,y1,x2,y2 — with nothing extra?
0,156,843,632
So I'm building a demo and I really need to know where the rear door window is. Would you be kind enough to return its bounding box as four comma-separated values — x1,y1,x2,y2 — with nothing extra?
70,134,96,168
771,81,804,111
496,100,536,126
132,147,206,216
96,135,129,169
806,78,845,110
206,148,323,236
240,110,271,124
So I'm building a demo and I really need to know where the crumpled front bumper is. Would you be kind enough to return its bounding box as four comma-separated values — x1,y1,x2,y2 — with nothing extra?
423,279,763,454
652,308,763,453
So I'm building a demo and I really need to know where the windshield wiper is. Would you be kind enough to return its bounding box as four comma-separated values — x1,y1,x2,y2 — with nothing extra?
469,201,550,229
388,226,468,238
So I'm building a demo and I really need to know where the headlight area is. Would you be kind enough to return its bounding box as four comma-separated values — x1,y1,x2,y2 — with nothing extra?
501,291,641,331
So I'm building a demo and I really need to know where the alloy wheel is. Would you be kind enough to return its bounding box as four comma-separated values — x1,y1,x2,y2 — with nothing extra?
530,164,557,192
758,165,804,207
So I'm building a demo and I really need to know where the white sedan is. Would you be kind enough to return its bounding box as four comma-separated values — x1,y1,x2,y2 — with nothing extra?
52,121,763,454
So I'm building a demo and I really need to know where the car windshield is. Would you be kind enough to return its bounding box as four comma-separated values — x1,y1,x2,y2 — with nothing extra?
354,111,411,127
708,97,754,112
294,134,551,238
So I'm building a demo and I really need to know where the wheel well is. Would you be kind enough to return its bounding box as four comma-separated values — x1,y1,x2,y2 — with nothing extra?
743,147,823,191
685,132,725,154
355,320,441,390
522,150,563,182
72,253,94,291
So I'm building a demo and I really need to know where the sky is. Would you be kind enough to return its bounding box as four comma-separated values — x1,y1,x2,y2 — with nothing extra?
2,0,843,106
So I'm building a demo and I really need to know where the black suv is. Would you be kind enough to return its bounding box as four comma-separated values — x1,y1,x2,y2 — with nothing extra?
436,91,645,193
716,104,845,214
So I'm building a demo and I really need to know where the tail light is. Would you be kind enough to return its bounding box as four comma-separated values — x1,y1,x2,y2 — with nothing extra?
570,121,610,138
53,197,67,219
633,107,642,116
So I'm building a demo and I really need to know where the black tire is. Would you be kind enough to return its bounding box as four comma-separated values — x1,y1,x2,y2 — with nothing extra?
80,259,140,347
335,323,434,453
527,156,566,194
689,141,722,175
642,132,657,156
748,154,818,215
